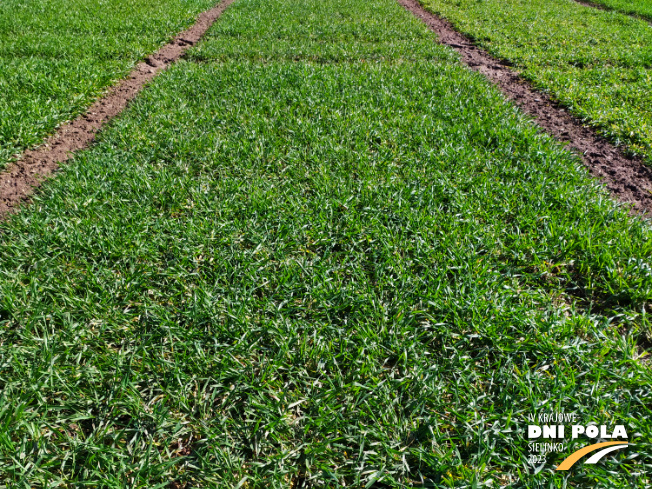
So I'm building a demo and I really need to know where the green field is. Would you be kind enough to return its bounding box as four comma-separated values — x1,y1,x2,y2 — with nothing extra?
0,0,650,487
187,0,446,62
587,0,652,21
420,0,652,162
0,0,216,170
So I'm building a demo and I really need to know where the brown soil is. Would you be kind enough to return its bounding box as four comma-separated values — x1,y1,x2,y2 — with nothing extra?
0,0,235,218
398,0,652,214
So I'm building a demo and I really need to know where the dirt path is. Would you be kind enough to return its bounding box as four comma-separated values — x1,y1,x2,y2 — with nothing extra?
398,0,652,214
0,0,235,219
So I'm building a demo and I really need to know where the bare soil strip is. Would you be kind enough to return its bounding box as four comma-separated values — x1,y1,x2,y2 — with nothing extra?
398,0,652,214
0,0,235,218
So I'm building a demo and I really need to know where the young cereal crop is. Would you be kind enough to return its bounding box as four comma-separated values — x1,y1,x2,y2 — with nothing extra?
0,0,649,487
419,0,652,162
584,0,652,22
0,0,216,170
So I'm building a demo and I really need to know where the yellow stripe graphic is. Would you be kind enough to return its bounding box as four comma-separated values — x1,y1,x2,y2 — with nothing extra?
556,442,629,471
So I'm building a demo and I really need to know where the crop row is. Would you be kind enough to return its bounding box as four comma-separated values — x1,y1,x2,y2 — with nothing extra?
0,0,650,486
588,0,652,21
420,0,652,162
0,0,216,170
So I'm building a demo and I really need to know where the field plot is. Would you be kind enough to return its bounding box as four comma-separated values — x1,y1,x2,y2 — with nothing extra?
584,0,652,22
0,0,650,487
419,0,652,162
187,0,447,62
0,0,216,170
